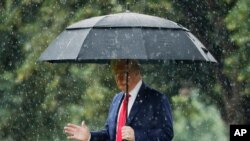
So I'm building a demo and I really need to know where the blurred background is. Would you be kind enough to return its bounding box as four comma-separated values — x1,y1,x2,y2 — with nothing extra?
0,0,249,140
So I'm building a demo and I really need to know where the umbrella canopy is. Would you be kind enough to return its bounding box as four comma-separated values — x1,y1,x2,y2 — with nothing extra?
38,12,217,63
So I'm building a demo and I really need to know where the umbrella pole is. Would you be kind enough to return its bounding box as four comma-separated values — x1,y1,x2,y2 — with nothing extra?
122,59,129,141
125,3,130,124
125,59,129,125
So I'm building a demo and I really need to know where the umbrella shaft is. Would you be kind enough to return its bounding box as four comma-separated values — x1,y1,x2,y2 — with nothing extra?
125,59,129,123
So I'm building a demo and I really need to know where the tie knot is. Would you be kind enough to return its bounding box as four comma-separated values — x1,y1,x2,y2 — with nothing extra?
126,93,131,98
124,93,131,101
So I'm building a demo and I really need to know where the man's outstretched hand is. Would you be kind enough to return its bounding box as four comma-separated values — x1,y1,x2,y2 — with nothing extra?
64,121,90,141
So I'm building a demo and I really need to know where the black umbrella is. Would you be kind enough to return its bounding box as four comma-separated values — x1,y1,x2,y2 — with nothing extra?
39,11,217,126
39,11,217,63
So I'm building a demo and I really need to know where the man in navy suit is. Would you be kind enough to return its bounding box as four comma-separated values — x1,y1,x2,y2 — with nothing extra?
64,60,174,141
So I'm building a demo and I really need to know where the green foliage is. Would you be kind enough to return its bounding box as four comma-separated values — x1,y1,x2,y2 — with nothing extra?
172,90,228,141
224,0,250,96
225,0,250,46
1,0,249,140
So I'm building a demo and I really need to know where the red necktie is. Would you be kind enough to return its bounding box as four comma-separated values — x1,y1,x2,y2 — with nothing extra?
116,94,130,141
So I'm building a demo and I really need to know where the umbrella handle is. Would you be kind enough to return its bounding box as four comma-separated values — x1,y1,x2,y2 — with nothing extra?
121,122,130,141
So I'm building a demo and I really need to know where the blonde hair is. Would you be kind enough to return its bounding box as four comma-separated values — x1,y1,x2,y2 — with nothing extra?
111,59,140,73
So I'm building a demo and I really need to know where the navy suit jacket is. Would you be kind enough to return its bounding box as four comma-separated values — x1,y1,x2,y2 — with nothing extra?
91,82,173,141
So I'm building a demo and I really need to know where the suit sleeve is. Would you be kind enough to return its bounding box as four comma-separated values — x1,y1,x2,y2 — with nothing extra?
90,107,112,141
90,129,109,141
90,94,120,141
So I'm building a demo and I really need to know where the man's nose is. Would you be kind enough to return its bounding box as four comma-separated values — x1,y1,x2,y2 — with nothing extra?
117,74,126,80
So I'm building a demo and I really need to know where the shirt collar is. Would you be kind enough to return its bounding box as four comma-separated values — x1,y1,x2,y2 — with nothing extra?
128,80,142,97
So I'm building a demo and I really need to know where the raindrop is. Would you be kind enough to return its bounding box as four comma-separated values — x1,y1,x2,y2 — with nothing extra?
60,0,67,5
191,17,198,22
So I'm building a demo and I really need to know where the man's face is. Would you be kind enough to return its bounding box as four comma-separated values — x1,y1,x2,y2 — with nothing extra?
114,65,136,92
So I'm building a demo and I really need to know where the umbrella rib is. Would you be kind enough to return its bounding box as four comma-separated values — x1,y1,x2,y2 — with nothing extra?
56,36,74,60
185,32,210,61
75,28,92,61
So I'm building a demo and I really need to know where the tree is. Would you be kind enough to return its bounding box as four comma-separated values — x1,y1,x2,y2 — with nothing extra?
173,89,228,141
172,0,250,124
1,0,249,140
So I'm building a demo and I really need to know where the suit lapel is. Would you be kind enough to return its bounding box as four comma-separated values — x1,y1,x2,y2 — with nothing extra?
110,92,124,140
113,93,124,122
127,82,147,125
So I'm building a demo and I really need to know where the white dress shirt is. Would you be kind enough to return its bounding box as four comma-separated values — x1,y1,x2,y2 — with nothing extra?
127,79,142,116
116,79,142,122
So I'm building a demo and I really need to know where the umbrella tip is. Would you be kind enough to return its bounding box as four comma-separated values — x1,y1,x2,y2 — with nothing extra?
126,3,130,12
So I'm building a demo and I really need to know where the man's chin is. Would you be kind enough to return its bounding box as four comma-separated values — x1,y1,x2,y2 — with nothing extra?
118,86,126,92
